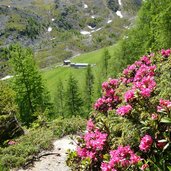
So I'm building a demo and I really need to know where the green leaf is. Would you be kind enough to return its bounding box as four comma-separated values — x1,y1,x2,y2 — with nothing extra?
167,166,171,171
160,117,171,124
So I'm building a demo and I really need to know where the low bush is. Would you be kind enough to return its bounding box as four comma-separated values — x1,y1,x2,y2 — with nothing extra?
0,116,86,170
67,49,171,170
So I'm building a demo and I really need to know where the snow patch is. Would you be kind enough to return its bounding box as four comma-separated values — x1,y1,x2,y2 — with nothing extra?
84,3,88,9
51,18,55,21
48,27,52,32
95,28,102,32
118,0,122,6
107,19,112,24
1,75,13,80
123,36,129,39
80,31,91,35
124,26,130,29
91,15,95,19
88,25,95,30
50,37,56,40
116,11,123,18
90,27,102,33
8,5,10,8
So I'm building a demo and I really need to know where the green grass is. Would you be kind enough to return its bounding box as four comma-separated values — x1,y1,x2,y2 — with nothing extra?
43,45,116,98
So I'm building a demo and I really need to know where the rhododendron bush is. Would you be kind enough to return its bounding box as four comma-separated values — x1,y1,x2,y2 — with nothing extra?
67,49,171,171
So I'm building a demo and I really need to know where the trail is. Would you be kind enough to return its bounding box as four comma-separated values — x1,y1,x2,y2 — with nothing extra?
16,136,76,171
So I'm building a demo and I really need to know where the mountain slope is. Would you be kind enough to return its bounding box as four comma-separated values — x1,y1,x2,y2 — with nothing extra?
0,0,142,77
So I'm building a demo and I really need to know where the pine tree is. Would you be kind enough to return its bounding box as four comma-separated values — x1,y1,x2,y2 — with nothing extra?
65,75,83,117
54,79,65,118
9,44,53,126
84,64,94,113
102,48,111,78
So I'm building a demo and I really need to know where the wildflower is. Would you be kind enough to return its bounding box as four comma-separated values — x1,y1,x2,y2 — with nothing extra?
139,135,153,152
124,89,135,102
140,163,149,170
116,105,132,116
151,113,158,120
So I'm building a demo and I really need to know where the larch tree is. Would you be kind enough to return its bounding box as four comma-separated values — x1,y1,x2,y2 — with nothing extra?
54,79,65,118
9,44,53,126
65,74,83,117
84,64,94,113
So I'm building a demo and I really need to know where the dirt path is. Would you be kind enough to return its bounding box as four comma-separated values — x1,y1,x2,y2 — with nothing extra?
17,136,76,171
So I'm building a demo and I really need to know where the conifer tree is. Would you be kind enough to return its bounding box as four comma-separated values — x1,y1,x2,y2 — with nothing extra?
102,48,111,78
84,64,94,113
9,44,53,126
65,75,83,117
54,79,65,118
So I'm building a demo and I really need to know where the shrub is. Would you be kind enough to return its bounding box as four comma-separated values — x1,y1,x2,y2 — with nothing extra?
67,49,171,170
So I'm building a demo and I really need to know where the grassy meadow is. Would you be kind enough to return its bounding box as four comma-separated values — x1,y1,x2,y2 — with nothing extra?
42,45,116,98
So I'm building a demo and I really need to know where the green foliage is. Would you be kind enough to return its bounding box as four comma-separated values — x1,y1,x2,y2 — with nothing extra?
54,79,65,118
25,17,42,40
84,65,95,114
50,116,86,138
109,0,171,77
102,48,111,78
0,117,86,170
0,127,53,169
107,0,119,12
65,75,83,117
0,81,17,116
9,44,54,126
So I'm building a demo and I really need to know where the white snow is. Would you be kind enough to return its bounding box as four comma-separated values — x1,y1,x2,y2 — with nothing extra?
91,15,95,19
8,5,10,8
88,25,95,30
123,36,129,39
80,30,91,35
107,19,112,24
118,0,122,6
116,10,123,18
95,28,102,32
84,3,88,9
124,26,130,29
51,37,56,40
51,18,55,21
1,75,13,80
48,27,52,32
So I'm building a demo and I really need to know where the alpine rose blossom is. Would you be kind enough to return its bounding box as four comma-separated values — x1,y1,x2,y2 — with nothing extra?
101,146,141,170
140,163,149,170
139,135,153,152
161,49,171,57
124,89,135,102
116,105,132,116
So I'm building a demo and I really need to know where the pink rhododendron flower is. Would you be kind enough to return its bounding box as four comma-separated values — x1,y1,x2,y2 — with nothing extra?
124,89,135,102
77,128,108,161
139,135,153,152
116,105,132,116
86,119,94,131
157,99,171,112
151,113,158,120
140,56,151,65
101,146,141,170
161,49,171,57
140,163,149,170
8,140,16,145
156,140,167,149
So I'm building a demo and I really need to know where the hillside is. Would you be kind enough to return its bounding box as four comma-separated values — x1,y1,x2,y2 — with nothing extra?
0,0,141,77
